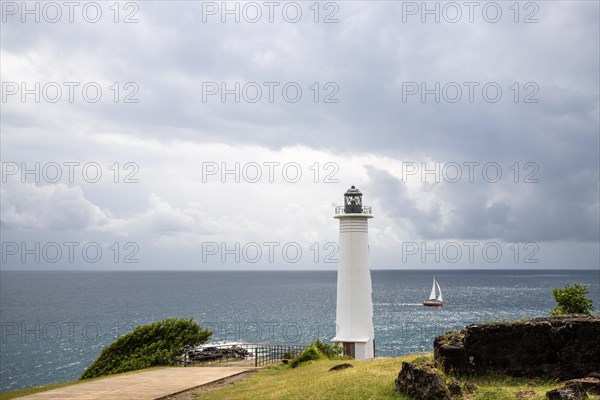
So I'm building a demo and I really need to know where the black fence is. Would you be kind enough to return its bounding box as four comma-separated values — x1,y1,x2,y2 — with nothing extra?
183,343,305,367
253,344,304,367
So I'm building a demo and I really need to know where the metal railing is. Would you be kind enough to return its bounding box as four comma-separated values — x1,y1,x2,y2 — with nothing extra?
183,343,304,367
335,206,373,215
253,344,304,367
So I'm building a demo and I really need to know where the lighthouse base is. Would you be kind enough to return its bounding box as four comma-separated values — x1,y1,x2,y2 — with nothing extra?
332,338,374,360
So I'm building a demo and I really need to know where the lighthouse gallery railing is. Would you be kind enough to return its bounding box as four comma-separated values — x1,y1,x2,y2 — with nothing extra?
335,206,372,215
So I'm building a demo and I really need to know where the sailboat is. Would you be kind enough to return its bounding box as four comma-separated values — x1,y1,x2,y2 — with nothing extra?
423,276,444,307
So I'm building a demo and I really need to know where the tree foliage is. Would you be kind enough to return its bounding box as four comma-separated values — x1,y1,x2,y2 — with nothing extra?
81,318,211,379
550,283,595,316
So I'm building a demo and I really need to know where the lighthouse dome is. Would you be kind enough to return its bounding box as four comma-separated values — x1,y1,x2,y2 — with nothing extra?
344,185,363,213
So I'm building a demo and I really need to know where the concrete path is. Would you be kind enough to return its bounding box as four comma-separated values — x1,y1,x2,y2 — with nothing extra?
17,367,257,399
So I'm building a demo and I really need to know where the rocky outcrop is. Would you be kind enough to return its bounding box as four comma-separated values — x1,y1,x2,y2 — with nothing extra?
564,377,600,394
446,381,461,396
329,363,353,371
546,386,586,400
545,377,600,399
186,345,250,363
434,316,600,380
395,361,452,400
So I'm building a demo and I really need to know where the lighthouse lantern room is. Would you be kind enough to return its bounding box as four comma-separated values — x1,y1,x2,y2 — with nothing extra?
332,186,375,360
344,185,363,213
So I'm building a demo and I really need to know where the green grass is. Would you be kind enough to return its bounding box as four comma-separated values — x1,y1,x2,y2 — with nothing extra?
4,356,597,400
197,355,427,400
456,375,563,400
195,355,583,400
0,380,77,400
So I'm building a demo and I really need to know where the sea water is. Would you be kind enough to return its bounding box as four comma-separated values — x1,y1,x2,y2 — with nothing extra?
1,269,598,391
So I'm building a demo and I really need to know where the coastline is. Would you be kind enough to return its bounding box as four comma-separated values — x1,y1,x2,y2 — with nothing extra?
1,355,587,400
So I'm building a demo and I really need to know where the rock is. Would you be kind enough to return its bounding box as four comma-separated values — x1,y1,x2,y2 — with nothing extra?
434,316,600,380
545,377,600,400
186,345,250,363
546,386,586,400
564,377,600,395
396,361,452,400
328,363,353,371
463,382,477,394
447,380,461,396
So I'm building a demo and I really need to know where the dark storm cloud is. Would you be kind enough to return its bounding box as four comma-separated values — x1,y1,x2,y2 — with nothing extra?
3,2,598,155
365,164,598,243
1,1,598,269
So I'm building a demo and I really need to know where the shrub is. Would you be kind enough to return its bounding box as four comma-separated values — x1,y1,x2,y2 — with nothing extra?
550,283,595,316
290,344,323,368
313,340,343,358
80,318,211,379
290,340,345,368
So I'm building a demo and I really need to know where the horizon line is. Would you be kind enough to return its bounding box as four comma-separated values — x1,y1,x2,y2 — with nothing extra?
1,268,599,272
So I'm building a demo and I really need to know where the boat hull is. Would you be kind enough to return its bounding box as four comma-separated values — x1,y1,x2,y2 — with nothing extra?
422,301,444,307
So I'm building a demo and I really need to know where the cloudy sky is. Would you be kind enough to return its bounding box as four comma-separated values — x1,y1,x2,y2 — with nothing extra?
1,0,598,270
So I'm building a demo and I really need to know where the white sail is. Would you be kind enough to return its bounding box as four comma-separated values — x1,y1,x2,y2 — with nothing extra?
436,280,443,302
429,276,437,300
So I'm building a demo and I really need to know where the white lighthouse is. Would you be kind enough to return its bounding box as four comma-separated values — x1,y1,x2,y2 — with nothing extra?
332,186,375,359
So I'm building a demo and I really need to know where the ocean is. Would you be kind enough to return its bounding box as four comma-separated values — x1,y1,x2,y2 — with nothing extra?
1,269,598,392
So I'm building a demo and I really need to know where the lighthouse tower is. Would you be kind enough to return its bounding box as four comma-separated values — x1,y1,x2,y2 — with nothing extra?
332,186,375,359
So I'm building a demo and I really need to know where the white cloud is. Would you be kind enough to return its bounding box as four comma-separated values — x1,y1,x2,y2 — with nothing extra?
1,182,110,230
1,1,598,269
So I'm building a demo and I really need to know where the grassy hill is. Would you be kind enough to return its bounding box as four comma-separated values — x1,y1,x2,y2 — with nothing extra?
196,355,569,400
4,354,597,400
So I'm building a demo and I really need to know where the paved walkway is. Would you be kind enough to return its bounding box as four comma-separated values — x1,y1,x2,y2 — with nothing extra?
17,367,257,399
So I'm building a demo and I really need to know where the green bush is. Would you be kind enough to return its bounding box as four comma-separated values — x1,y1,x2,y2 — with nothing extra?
290,340,345,368
290,344,323,368
313,340,343,359
550,283,595,316
80,318,211,379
